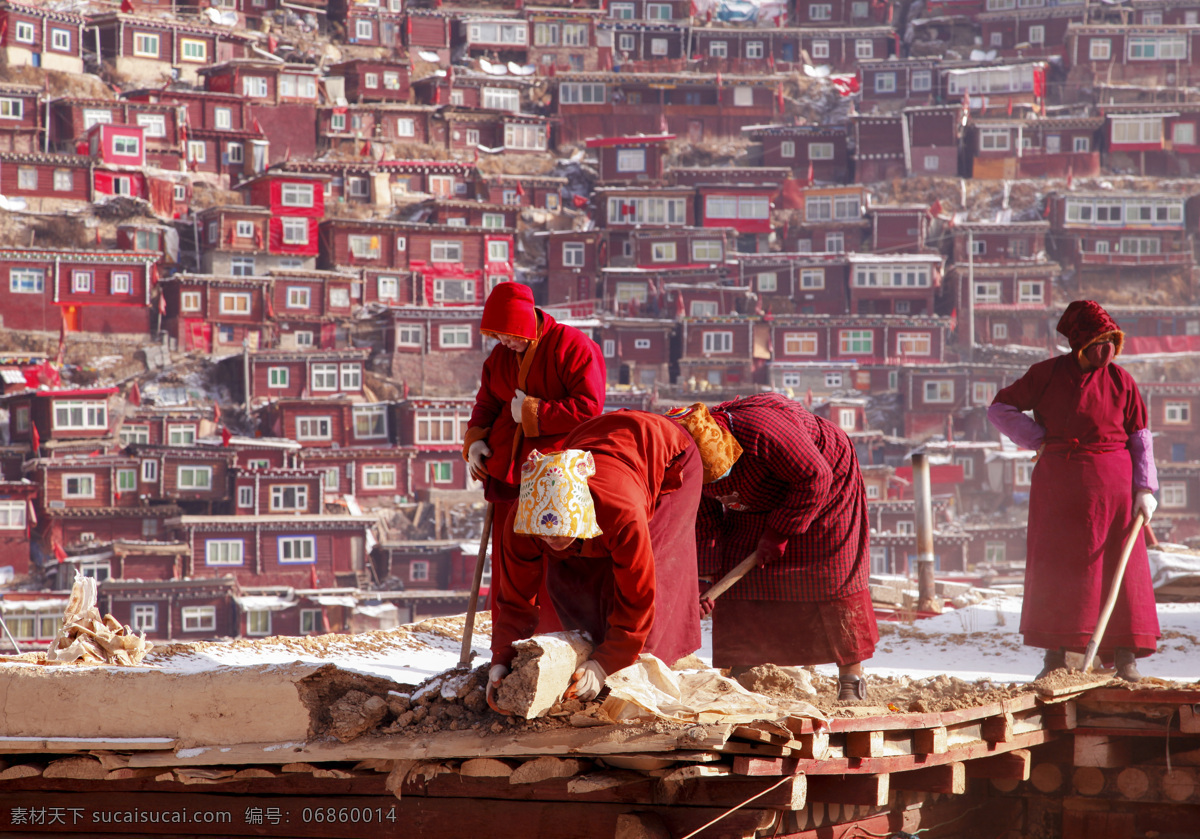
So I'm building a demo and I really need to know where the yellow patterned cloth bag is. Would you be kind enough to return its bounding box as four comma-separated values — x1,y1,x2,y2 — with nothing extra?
664,402,743,483
514,449,603,539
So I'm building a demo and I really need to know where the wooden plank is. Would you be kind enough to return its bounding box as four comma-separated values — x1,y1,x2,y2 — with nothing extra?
782,693,1040,735
844,730,884,759
964,749,1032,781
127,725,734,768
982,712,1015,744
1180,705,1200,734
712,741,792,758
0,737,176,753
732,724,792,746
1043,701,1077,731
790,729,830,760
889,762,966,795
806,773,888,806
1034,678,1111,699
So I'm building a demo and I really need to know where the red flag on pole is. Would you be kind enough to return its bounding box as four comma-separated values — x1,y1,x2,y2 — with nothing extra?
310,564,319,588
120,0,133,12
516,180,526,197
221,426,232,447
31,422,40,454
53,541,67,562
806,159,814,185
213,401,222,423
129,381,141,406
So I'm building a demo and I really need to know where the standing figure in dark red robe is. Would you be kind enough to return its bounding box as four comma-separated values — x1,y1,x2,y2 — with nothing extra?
677,392,876,701
487,411,702,709
462,283,606,634
989,300,1159,681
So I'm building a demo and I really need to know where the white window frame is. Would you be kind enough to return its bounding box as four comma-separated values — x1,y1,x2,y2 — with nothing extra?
177,465,213,490
133,32,160,57
296,416,333,441
439,325,472,348
702,331,733,354
64,473,96,499
1164,401,1191,424
205,539,244,566
363,464,397,488
271,484,309,512
181,606,216,632
1161,482,1188,508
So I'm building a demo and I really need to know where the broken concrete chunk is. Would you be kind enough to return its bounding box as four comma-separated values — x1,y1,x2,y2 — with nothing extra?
327,691,388,743
509,756,590,785
494,631,594,720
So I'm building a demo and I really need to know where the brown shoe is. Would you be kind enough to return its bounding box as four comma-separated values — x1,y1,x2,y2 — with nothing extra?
1114,648,1142,682
837,674,867,701
1035,648,1066,680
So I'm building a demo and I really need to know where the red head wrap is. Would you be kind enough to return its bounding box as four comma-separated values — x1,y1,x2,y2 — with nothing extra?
1056,300,1124,356
480,282,537,342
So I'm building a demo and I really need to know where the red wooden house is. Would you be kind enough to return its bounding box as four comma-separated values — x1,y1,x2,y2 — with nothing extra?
5,388,116,453
90,12,254,86
676,316,764,388
869,206,938,254
1065,25,1200,92
1104,106,1200,177
599,265,733,317
787,185,869,255
159,273,271,353
978,5,1085,60
689,26,893,73
100,577,239,644
553,72,780,144
742,124,852,183
586,133,672,186
942,61,1048,116
383,306,487,393
333,0,406,49
968,114,1103,179
319,220,515,305
899,365,1006,438
329,59,411,104
0,1,85,74
125,444,237,510
296,447,415,504
1140,383,1200,464
196,205,272,276
602,21,688,71
542,229,606,307
259,398,394,451
425,199,520,230
0,248,156,336
118,407,212,449
229,467,325,516
527,8,605,72
201,61,322,165
793,0,889,26
905,106,965,179
475,173,566,212
627,227,733,270
1050,190,1194,277
857,58,939,111
196,435,301,472
597,318,675,387
0,151,90,206
457,15,530,64
604,0,690,22
174,513,376,588
947,221,1059,349
848,253,943,316
0,481,36,579
236,171,327,271
767,314,950,374
242,349,369,404
735,252,849,315
317,103,437,154
395,397,476,494
46,97,182,169
851,113,906,183
0,83,42,153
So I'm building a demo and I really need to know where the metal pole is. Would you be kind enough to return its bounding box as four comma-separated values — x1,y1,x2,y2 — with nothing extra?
911,450,940,614
966,230,975,362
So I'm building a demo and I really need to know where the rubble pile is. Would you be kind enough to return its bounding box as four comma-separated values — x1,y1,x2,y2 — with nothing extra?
44,575,153,667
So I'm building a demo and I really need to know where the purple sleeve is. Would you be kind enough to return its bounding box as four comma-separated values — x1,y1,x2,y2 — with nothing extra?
987,402,1046,451
1127,428,1159,492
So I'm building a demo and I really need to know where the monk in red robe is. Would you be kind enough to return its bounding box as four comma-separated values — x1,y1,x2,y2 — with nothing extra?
989,301,1159,681
487,411,702,708
677,393,876,701
462,283,606,633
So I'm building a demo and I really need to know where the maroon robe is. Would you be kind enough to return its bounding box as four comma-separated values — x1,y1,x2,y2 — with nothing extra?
993,355,1159,657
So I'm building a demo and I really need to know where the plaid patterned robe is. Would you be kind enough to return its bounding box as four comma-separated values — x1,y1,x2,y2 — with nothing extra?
698,392,870,602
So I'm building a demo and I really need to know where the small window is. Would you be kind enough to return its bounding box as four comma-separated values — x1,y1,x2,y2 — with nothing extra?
72,271,93,293
181,291,202,312
1165,401,1191,424
142,460,159,482
268,367,290,388
167,424,196,446
214,107,232,130
1162,482,1188,508
702,331,733,354
177,466,212,490
246,610,271,636
286,286,311,309
809,143,834,160
181,606,216,632
238,485,254,508
271,485,309,511
180,39,207,62
1090,39,1111,60
133,32,160,57
50,29,71,51
64,474,96,498
923,380,954,403
297,416,332,440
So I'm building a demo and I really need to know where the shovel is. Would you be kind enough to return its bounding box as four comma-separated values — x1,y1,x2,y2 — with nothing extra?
702,552,761,602
1079,511,1146,674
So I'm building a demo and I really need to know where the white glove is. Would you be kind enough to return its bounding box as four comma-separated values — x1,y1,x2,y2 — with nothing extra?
486,663,509,713
1134,490,1158,524
565,660,606,702
467,439,491,481
510,389,527,424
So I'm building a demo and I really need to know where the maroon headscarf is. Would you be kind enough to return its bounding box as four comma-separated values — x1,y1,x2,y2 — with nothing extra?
1056,300,1125,356
480,282,537,342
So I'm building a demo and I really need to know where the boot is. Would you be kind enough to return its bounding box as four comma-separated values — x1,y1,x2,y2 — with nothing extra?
837,673,868,701
1114,648,1142,682
1035,648,1066,680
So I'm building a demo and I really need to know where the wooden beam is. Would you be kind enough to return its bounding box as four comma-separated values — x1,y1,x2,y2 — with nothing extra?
806,773,889,807
1043,701,1078,731
844,730,884,758
1181,705,1200,735
913,725,948,755
889,762,966,795
982,712,1015,744
964,749,1032,781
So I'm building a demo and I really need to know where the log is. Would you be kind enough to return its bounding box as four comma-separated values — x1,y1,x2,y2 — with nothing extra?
844,730,884,758
495,631,594,720
890,762,966,795
1073,733,1132,768
459,758,516,778
792,729,830,760
982,712,1015,743
615,812,671,839
41,757,106,780
509,757,590,785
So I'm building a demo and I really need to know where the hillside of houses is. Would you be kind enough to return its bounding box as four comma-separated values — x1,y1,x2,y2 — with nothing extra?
1,0,1200,648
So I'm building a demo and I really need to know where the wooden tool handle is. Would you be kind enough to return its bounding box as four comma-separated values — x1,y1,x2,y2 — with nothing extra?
702,553,760,601
1080,511,1145,674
